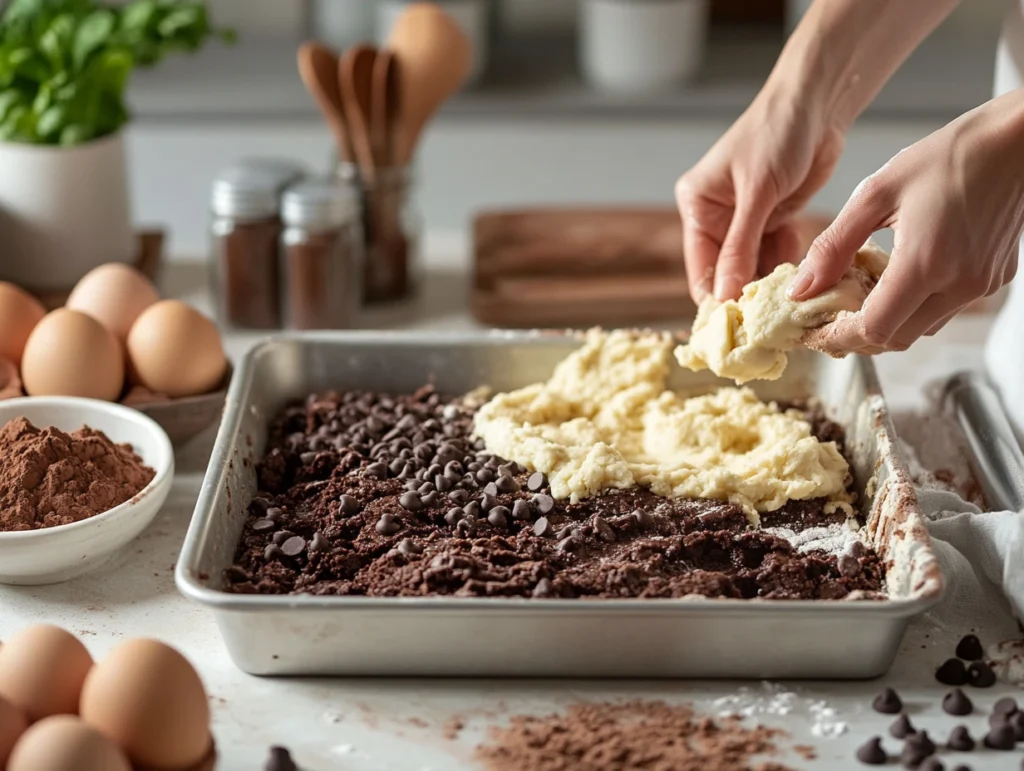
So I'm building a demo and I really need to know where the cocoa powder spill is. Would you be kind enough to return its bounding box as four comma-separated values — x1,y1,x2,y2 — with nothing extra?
474,700,793,771
0,417,155,531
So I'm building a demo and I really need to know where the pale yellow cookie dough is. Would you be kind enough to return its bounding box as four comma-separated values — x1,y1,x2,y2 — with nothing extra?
473,329,852,524
675,243,889,384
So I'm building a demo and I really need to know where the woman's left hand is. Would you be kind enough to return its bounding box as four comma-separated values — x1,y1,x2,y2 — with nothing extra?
791,89,1024,354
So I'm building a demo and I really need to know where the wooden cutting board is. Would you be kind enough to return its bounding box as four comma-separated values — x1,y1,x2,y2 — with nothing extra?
471,207,834,329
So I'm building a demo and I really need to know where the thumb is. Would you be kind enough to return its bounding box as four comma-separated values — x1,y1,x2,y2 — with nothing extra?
788,175,893,301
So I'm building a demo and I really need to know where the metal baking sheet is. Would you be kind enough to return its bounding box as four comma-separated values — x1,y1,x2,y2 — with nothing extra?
176,331,943,679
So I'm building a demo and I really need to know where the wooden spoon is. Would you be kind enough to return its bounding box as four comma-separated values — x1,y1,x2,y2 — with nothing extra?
371,50,400,168
297,42,354,163
339,44,378,181
386,3,471,165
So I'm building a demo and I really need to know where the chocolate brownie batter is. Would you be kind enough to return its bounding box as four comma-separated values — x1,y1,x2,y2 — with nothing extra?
225,386,884,599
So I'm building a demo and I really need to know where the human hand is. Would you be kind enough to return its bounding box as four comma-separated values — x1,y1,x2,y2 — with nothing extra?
675,85,846,302
792,90,1024,355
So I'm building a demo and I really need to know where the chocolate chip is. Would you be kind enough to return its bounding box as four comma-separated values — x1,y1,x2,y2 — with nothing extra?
281,536,306,557
907,731,936,756
365,461,387,479
837,554,861,577
532,578,553,598
249,497,271,516
496,475,519,494
488,507,509,528
462,473,479,489
396,538,423,556
592,516,616,542
467,462,482,472
967,661,996,688
445,507,465,525
532,494,554,515
872,687,903,714
251,518,276,532
404,480,420,492
263,544,284,561
398,463,415,480
983,724,1016,750
418,482,435,495
414,443,433,462
918,759,943,771
435,475,453,492
533,517,552,537
512,499,533,521
376,513,400,535
956,634,984,661
300,451,317,464
855,737,887,765
527,471,547,492
935,658,968,686
399,492,423,511
989,711,1009,729
264,745,298,771
421,491,439,507
847,539,866,558
482,481,499,498
632,508,653,527
556,536,577,553
946,725,974,751
272,530,294,545
950,766,972,771
389,458,406,475
338,495,360,516
994,696,1019,715
942,688,973,716
266,507,283,521
456,517,475,536
480,493,498,512
899,743,930,768
1010,711,1024,741
476,468,495,484
309,532,329,552
448,489,470,505
890,714,915,739
464,501,481,518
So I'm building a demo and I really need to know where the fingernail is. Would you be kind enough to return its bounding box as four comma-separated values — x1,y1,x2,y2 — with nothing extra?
787,270,813,300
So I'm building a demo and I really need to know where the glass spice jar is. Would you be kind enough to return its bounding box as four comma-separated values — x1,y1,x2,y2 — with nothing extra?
338,163,421,303
281,179,363,330
210,167,287,330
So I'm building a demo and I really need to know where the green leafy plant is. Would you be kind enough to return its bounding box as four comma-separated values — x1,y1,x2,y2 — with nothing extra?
0,0,234,145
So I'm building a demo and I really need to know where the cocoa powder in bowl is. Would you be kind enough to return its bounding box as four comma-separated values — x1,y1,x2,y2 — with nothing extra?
0,417,155,532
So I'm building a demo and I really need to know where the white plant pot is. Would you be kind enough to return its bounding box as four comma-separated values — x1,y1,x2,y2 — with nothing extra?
580,0,709,92
376,0,489,87
0,132,134,292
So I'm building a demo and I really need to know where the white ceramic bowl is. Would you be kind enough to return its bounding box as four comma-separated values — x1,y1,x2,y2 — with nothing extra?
0,397,174,585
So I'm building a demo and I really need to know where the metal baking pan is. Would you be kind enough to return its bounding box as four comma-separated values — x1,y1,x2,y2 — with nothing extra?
176,331,943,679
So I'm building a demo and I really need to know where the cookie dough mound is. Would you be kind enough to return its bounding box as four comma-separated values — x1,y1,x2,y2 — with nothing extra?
675,243,889,384
473,329,852,523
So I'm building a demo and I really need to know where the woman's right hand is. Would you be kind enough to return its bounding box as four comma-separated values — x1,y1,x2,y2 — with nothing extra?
675,83,846,303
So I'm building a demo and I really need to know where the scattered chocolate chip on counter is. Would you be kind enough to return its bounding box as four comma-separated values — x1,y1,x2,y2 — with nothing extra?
264,746,298,771
966,661,996,688
890,713,915,739
872,687,903,715
951,765,972,771
946,725,975,751
856,736,888,765
941,688,973,716
1011,711,1024,741
918,758,944,771
994,696,1019,716
955,634,984,661
899,740,932,769
935,658,968,686
983,723,1017,750
224,386,885,601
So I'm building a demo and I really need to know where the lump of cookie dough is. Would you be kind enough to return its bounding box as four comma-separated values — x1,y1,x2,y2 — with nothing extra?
675,242,889,384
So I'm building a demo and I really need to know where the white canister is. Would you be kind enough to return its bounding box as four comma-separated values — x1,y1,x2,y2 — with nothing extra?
309,0,371,50
376,0,489,87
580,0,709,92
0,132,134,292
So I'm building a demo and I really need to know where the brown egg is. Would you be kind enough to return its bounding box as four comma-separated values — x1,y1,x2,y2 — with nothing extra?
0,625,94,722
0,696,28,766
21,309,125,401
126,300,227,398
66,263,160,343
79,639,212,770
0,281,46,365
7,716,130,771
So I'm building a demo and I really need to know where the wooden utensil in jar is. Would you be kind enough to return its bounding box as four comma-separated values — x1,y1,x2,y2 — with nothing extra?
386,2,471,165
371,50,400,168
297,42,354,163
339,44,378,181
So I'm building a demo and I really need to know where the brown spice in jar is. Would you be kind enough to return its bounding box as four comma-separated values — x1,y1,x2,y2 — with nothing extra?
214,218,282,329
284,230,355,330
0,417,155,531
474,700,792,771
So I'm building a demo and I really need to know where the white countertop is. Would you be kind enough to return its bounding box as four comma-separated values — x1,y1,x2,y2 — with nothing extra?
2,248,1019,771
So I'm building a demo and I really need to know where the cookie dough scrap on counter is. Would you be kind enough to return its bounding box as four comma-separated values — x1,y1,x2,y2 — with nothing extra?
472,329,853,524
675,242,889,384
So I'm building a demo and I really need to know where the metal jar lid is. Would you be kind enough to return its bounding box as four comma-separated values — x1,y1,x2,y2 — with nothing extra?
281,179,359,230
211,166,280,220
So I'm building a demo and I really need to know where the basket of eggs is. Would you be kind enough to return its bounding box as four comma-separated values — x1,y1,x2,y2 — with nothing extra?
0,264,229,447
